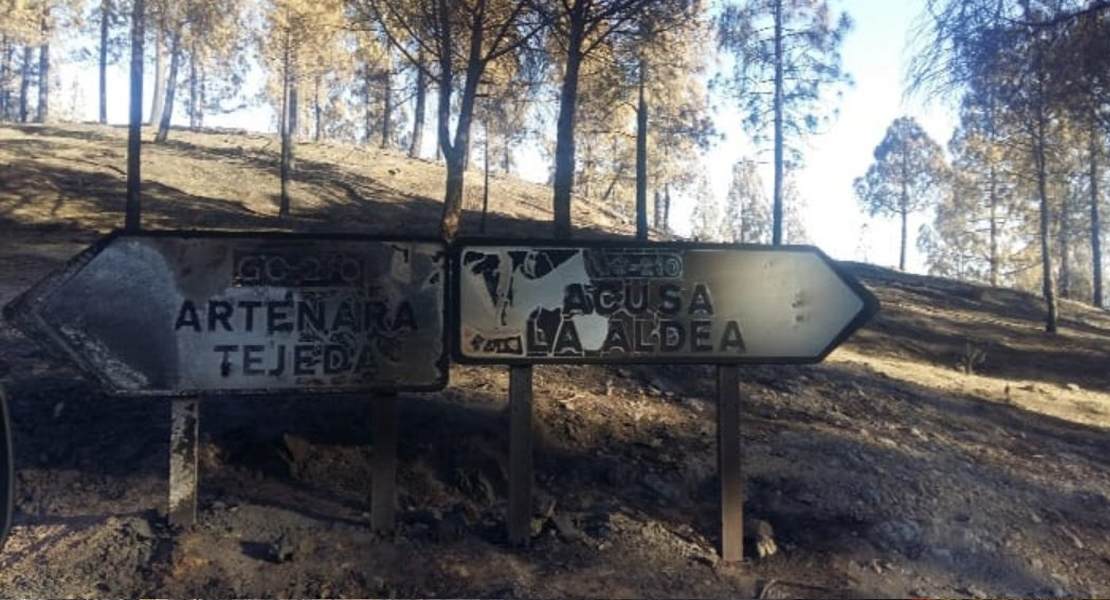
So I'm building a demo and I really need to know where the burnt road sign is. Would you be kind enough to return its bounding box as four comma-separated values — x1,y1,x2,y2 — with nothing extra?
454,241,879,364
3,231,448,395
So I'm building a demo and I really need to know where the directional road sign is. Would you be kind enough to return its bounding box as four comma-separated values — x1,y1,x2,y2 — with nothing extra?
455,241,879,364
3,231,448,395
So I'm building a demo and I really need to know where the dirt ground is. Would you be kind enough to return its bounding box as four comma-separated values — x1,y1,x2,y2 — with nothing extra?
1,123,1109,598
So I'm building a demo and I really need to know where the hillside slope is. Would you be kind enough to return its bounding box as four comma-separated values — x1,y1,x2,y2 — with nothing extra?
0,122,634,237
0,123,1109,599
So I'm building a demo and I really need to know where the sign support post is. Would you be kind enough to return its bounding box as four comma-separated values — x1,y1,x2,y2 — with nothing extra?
716,365,743,563
507,364,533,545
168,397,200,528
4,232,450,536
371,393,398,535
0,385,13,550
454,241,879,557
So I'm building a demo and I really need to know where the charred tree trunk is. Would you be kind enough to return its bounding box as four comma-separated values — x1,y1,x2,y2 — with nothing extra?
197,64,206,129
1058,200,1072,300
99,0,111,124
19,46,32,122
442,147,466,239
0,37,11,121
433,78,442,162
1034,109,1057,333
989,165,999,286
35,41,48,123
188,41,198,130
771,0,784,246
663,183,671,232
289,81,299,139
126,0,145,232
1090,126,1103,308
35,8,50,124
409,51,426,158
438,60,470,241
313,73,322,143
154,28,181,143
899,205,908,272
436,0,484,243
899,138,909,272
149,21,165,126
481,114,490,233
634,61,648,242
380,49,392,150
987,92,1000,287
438,70,479,242
581,137,593,199
362,68,373,145
551,9,585,240
653,189,663,230
279,36,294,218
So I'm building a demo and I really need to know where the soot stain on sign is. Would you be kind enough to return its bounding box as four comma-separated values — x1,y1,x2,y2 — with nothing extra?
461,248,748,360
171,242,442,389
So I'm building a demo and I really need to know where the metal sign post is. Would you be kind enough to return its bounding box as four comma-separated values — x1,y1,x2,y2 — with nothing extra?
0,384,13,551
370,393,398,535
716,365,742,562
168,397,200,528
4,231,450,532
507,365,533,545
454,240,879,560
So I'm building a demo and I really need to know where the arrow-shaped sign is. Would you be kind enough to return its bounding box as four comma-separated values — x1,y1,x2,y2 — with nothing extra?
454,241,879,364
3,231,449,395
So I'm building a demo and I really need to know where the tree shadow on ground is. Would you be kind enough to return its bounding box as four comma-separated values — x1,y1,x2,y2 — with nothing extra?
0,162,278,233
69,356,1104,595
2,123,127,146
3,344,1107,597
0,136,623,241
847,263,1110,392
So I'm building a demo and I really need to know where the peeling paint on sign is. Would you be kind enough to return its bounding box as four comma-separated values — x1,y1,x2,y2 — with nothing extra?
455,243,878,364
3,232,449,395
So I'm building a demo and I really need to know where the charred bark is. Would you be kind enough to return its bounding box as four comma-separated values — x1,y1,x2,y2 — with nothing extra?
381,49,392,150
0,38,12,121
771,0,784,246
99,0,111,124
1034,109,1057,333
35,41,48,123
551,10,585,240
1090,126,1103,307
635,62,648,242
126,0,145,232
19,46,32,122
35,7,49,123
154,28,181,143
149,20,165,126
279,36,294,218
409,52,426,158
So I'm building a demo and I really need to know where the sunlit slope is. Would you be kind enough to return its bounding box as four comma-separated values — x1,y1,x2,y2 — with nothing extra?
0,122,634,237
839,262,1110,430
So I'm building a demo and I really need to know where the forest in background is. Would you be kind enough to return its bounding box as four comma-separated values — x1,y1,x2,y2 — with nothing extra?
2,0,1110,333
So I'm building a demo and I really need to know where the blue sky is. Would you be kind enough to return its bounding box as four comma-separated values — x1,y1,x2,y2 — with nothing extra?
798,0,955,268
693,0,956,270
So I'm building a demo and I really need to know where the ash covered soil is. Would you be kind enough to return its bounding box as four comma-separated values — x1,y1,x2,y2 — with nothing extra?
1,123,1110,598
